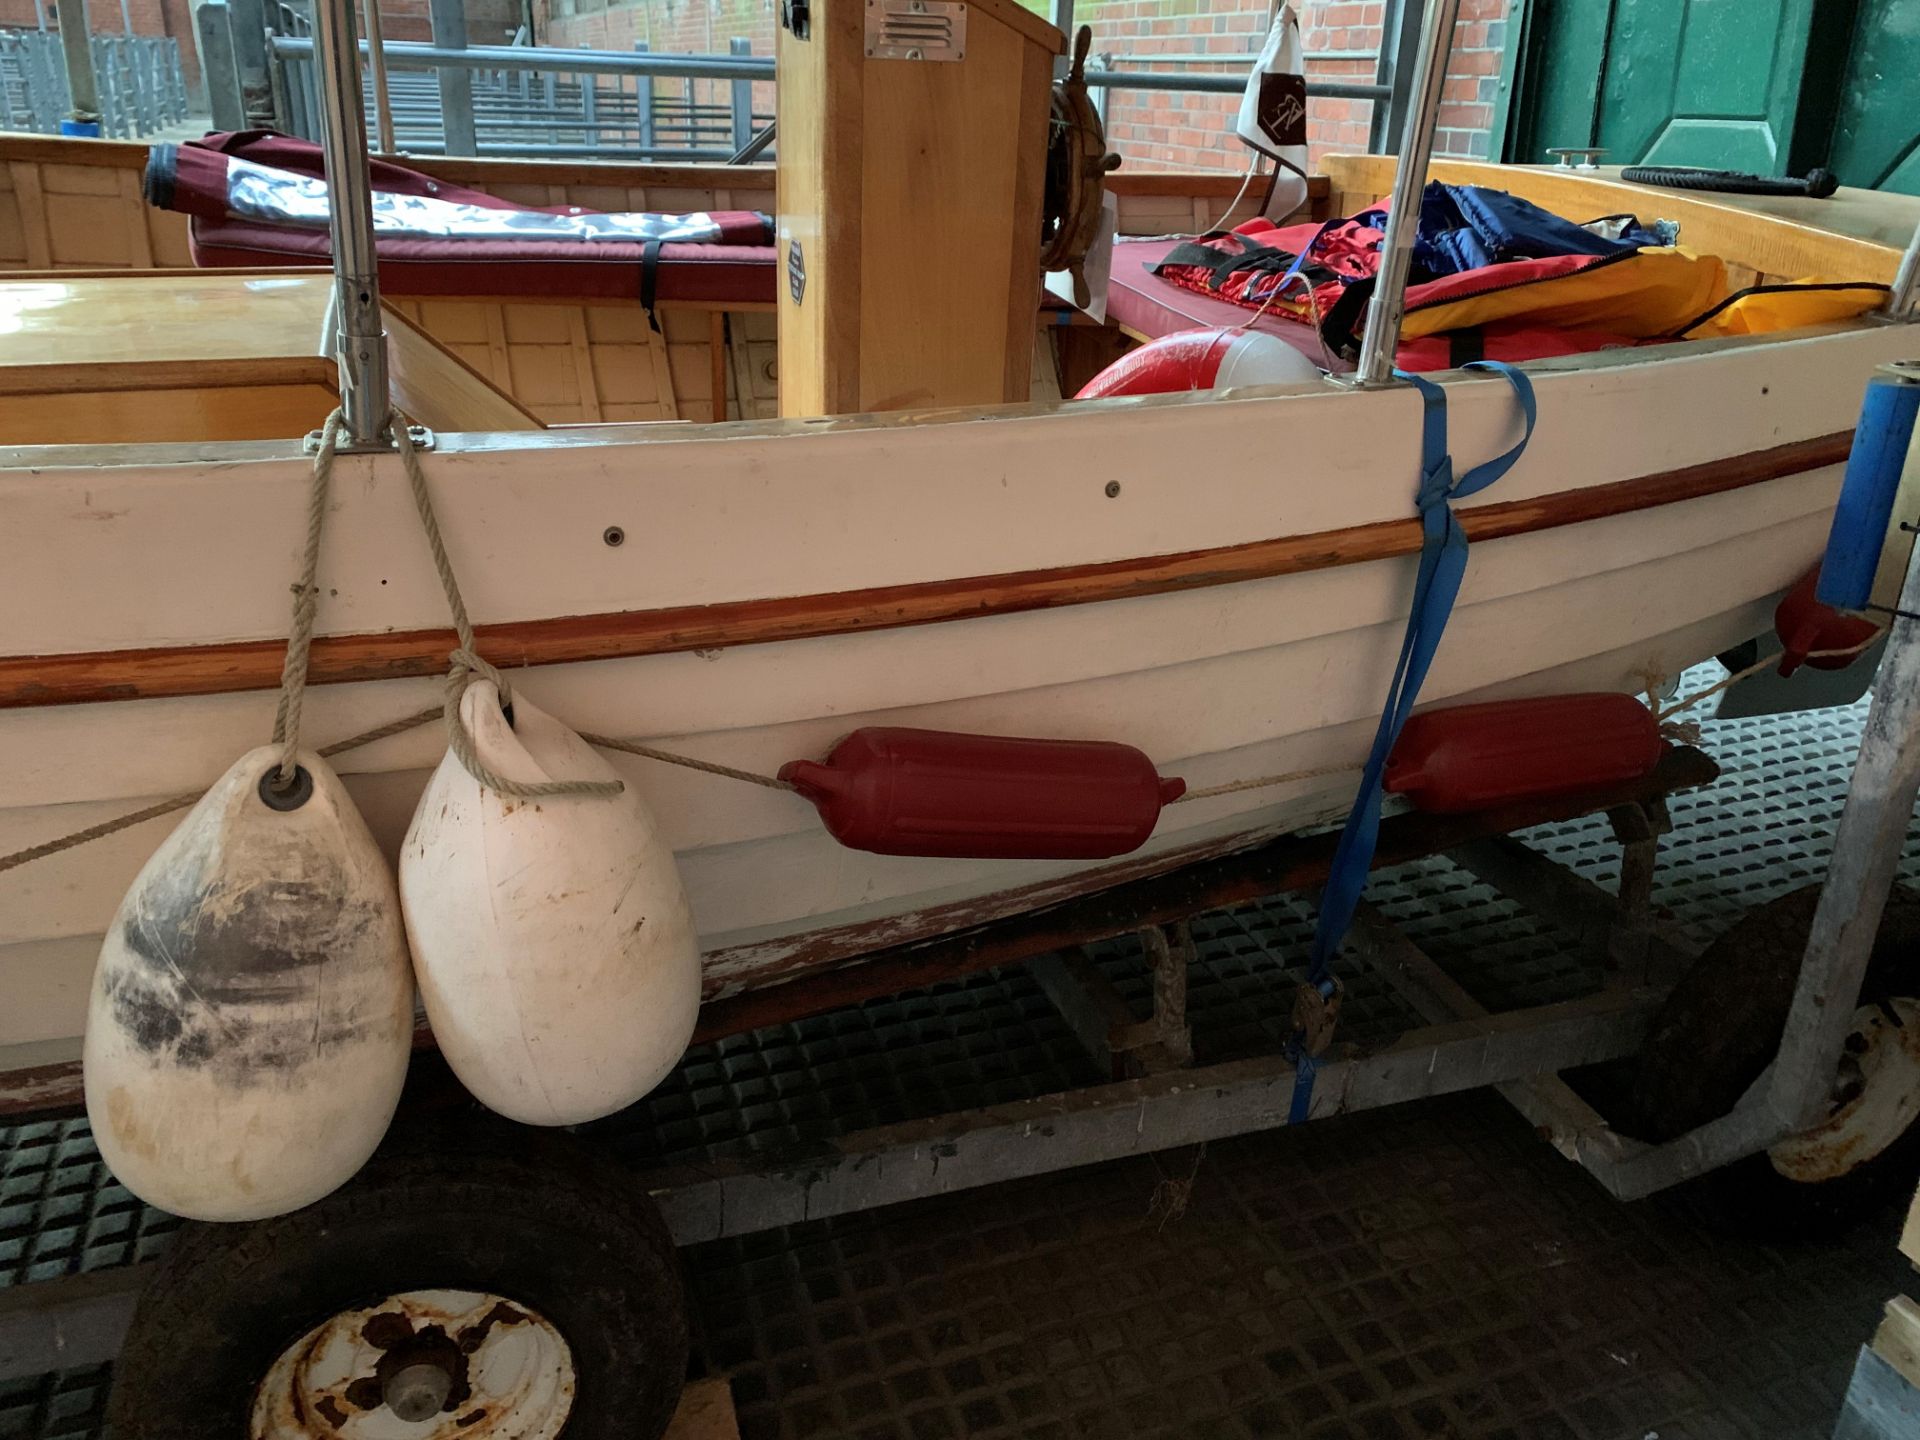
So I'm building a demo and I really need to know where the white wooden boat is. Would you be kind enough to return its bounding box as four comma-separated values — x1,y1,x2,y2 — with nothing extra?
1,2,1918,1086
2,206,1913,1080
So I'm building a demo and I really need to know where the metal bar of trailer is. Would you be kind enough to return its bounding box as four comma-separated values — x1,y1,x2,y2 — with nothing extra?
0,1264,147,1382
1354,0,1461,387
0,973,1660,1377
1347,904,1633,1165
1438,534,1920,1206
646,985,1660,1244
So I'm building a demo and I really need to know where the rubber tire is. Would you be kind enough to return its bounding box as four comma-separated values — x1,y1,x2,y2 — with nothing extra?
1621,164,1839,198
1628,882,1920,1239
106,1114,689,1439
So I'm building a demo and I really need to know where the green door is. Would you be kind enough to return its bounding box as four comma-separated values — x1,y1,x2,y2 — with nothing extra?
1506,0,1920,192
1825,0,1920,193
1593,0,1815,172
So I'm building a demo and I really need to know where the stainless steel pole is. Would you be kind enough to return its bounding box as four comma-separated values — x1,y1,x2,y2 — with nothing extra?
1884,219,1920,321
1352,0,1461,387
1768,528,1920,1129
361,0,394,152
310,0,391,446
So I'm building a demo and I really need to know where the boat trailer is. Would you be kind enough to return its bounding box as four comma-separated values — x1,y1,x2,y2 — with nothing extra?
0,715,1896,1384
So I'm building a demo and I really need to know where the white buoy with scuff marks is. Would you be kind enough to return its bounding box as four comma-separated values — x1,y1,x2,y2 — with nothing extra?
400,681,701,1126
83,748,415,1222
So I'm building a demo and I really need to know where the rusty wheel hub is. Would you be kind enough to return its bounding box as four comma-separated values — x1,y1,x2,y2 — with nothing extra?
251,1289,575,1438
1770,997,1920,1183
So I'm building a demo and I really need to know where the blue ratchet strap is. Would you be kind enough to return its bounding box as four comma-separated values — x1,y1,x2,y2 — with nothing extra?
1285,360,1537,1124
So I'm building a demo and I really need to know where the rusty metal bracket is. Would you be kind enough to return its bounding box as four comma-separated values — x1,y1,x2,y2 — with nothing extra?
1030,924,1195,1078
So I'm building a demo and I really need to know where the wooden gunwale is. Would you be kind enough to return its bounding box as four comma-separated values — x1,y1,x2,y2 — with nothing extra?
0,429,1851,710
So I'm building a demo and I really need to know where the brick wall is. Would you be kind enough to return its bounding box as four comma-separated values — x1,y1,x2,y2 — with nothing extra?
541,0,777,134
536,0,1511,173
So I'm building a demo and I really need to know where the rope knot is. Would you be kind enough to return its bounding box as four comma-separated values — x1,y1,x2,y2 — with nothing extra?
448,645,511,703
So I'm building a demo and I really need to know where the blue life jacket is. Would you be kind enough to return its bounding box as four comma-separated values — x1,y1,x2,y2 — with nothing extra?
1413,182,1667,277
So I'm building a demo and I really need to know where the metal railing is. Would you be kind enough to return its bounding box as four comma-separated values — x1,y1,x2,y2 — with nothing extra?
257,31,1408,163
269,33,772,159
0,29,187,136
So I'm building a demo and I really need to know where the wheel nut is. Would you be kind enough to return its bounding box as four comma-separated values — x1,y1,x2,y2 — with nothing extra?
384,1361,453,1422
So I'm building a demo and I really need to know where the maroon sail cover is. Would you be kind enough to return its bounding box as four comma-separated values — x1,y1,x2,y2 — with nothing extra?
145,131,777,305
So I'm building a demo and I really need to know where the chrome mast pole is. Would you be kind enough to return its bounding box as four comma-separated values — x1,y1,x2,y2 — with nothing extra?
1352,0,1462,387
1883,218,1920,322
311,0,391,446
362,0,396,155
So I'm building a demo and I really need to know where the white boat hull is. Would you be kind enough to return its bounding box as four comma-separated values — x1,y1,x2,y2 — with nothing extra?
0,322,1909,1068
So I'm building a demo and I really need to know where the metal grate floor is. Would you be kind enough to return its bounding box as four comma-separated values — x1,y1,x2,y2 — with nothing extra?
4,671,1918,1439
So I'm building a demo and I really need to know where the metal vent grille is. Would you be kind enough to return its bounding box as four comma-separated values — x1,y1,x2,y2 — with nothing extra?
864,0,966,61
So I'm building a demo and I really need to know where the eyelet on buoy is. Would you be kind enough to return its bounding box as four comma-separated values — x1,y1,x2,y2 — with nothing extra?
257,764,314,812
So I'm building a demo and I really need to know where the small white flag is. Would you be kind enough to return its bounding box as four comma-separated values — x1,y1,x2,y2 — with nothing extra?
1234,4,1310,222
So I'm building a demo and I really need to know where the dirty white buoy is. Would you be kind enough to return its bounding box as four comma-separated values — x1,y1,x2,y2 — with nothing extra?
83,747,415,1222
400,681,701,1126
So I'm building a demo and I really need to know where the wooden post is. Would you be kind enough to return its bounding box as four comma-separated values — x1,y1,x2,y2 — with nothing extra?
774,0,1061,416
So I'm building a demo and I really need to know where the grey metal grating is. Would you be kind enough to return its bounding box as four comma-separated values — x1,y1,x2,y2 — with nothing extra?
5,670,1920,1438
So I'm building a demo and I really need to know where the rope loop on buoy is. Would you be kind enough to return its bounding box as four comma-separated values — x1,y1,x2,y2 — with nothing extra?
268,407,347,791
389,415,623,800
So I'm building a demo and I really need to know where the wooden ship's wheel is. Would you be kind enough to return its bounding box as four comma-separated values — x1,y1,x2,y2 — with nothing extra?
1041,26,1122,309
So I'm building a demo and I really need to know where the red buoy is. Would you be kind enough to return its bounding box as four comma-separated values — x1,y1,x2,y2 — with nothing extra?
1383,693,1663,814
779,727,1187,859
1774,567,1879,677
1075,327,1321,400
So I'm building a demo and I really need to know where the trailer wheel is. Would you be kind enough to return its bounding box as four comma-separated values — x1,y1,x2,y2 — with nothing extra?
107,1117,688,1439
1629,883,1920,1238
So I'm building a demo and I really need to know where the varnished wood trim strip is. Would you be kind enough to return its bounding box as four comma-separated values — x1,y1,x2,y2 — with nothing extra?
0,132,152,167
0,357,336,396
0,431,1851,709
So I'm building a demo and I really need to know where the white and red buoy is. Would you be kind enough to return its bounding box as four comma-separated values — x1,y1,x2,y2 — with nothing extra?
1075,327,1321,399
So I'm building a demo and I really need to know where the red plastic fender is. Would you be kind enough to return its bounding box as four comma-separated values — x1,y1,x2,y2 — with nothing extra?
1383,693,1664,814
1774,566,1880,677
779,727,1188,859
1074,327,1321,399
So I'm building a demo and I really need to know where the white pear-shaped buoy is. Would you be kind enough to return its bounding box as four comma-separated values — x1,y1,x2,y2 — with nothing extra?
83,747,414,1222
400,681,701,1126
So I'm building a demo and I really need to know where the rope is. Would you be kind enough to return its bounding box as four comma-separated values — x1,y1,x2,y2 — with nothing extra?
1173,760,1360,803
0,704,442,876
580,732,794,793
268,408,345,788
390,416,621,800
1654,628,1887,723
